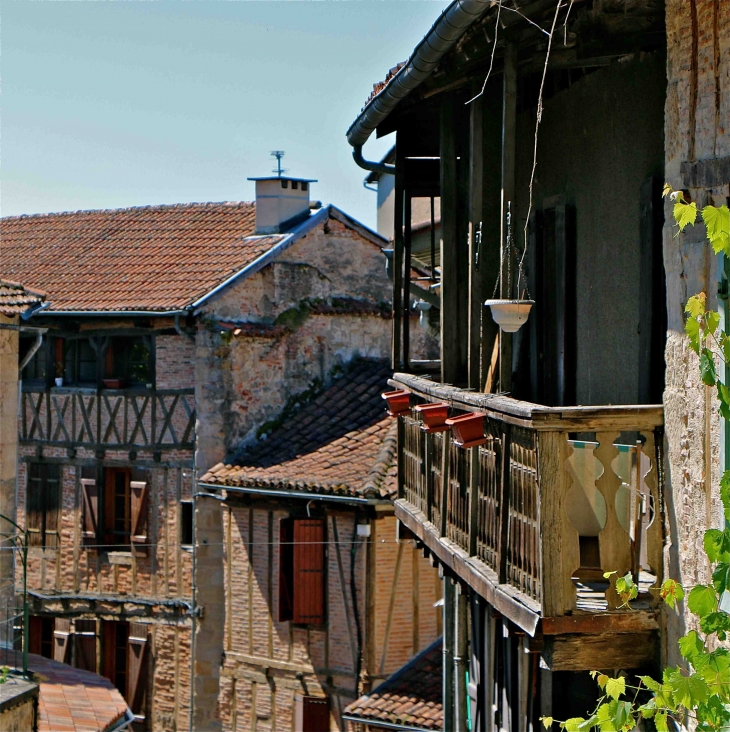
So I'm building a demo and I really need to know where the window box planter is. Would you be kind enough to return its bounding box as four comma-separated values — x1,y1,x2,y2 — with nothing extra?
381,389,411,417
484,299,534,333
414,402,450,433
446,412,487,449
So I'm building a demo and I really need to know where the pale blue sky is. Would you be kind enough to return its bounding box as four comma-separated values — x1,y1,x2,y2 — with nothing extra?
1,0,449,229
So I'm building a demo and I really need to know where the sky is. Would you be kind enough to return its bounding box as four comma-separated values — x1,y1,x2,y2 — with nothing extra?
1,0,450,230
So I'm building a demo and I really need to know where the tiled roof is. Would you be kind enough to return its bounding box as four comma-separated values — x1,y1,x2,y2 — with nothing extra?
200,359,397,499
344,639,443,730
28,653,130,732
0,202,283,313
363,62,406,111
0,279,46,316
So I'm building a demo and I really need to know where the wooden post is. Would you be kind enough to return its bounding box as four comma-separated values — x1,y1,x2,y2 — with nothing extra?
397,416,405,500
425,432,434,525
469,88,485,392
454,584,469,732
443,574,455,732
441,95,460,386
404,192,412,370
393,134,406,370
498,425,512,584
441,431,451,538
500,42,517,393
468,446,480,557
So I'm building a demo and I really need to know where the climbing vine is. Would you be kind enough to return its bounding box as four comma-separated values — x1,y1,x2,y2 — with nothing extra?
543,190,730,732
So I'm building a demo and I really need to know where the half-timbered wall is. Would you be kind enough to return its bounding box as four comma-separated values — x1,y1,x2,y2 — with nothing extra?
217,505,440,732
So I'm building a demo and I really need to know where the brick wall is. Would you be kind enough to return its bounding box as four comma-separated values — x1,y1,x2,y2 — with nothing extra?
217,505,440,732
663,0,730,664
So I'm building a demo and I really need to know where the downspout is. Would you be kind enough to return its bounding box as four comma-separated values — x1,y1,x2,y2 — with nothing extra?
174,312,195,343
352,144,396,176
350,509,364,699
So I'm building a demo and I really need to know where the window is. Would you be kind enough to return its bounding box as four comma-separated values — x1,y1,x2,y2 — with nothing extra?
292,180,299,190
100,468,149,552
27,463,60,549
105,337,151,386
281,180,289,189
20,337,47,385
29,616,55,659
295,695,330,732
301,182,308,192
180,501,193,546
61,338,97,386
103,621,149,720
74,619,97,672
278,518,325,625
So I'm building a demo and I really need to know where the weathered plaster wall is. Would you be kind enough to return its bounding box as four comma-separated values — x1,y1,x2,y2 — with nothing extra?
663,0,730,667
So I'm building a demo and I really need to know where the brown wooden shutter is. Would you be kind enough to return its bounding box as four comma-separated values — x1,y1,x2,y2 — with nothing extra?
81,478,99,542
44,464,60,549
130,481,149,555
29,616,43,657
292,519,325,626
302,696,330,732
127,622,149,719
278,518,293,622
53,618,72,663
74,619,97,672
26,464,44,547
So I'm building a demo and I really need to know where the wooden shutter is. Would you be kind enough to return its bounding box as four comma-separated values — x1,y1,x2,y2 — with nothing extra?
53,618,72,663
29,616,43,657
278,518,294,622
26,464,44,547
292,519,325,626
301,696,330,732
44,464,60,549
74,619,97,672
81,478,99,542
127,622,149,718
130,481,149,556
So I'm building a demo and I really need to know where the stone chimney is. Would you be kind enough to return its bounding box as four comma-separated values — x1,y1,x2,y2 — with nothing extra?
247,176,317,234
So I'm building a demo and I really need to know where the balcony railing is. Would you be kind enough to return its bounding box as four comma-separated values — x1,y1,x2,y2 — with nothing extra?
20,387,195,450
393,373,664,624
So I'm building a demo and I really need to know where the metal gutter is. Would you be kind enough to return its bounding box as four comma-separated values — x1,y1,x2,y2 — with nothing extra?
30,309,190,317
104,709,135,732
341,715,441,732
346,0,492,149
191,205,332,311
198,482,392,507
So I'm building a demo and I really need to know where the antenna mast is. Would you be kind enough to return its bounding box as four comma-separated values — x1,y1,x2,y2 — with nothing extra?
270,151,288,178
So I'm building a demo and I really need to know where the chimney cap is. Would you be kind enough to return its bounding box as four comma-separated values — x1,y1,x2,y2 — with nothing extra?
247,176,318,183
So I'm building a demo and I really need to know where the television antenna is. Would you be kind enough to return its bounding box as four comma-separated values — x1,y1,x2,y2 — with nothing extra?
271,151,288,177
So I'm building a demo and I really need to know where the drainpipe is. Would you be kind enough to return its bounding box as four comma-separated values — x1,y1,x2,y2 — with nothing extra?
352,144,396,176
443,574,455,732
454,585,468,732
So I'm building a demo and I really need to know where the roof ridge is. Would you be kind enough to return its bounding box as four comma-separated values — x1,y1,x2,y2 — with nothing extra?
1,200,255,222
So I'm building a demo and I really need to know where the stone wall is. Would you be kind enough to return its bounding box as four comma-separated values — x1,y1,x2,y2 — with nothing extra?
663,0,730,665
217,506,440,732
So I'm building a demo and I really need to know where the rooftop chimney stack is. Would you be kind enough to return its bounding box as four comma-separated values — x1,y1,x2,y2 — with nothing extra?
248,152,317,234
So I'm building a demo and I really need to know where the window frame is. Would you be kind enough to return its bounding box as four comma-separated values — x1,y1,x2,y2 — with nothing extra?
104,467,132,550
26,462,61,550
180,501,194,547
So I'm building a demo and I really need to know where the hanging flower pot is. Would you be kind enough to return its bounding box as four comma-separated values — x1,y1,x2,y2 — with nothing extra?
484,299,535,333
382,389,411,417
414,402,450,433
446,413,487,449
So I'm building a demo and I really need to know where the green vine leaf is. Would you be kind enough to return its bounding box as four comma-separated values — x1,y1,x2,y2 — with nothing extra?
679,630,706,664
563,717,587,732
706,310,721,336
712,562,730,595
700,348,717,386
704,529,730,563
655,712,669,732
686,293,707,318
697,649,730,690
605,677,626,701
675,199,699,232
660,578,685,609
717,382,730,421
686,316,702,355
638,675,662,693
699,611,730,640
615,572,638,605
667,669,710,708
541,717,554,729
702,204,730,254
721,471,730,523
688,585,718,618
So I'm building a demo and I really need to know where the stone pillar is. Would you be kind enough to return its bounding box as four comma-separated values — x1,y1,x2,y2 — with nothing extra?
192,326,229,731
0,318,20,640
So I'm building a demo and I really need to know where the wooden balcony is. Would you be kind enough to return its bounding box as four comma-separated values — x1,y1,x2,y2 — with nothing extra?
20,386,196,451
393,373,664,670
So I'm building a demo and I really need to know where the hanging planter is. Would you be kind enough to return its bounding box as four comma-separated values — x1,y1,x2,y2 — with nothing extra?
414,402,450,433
446,413,487,449
484,299,535,333
381,389,411,417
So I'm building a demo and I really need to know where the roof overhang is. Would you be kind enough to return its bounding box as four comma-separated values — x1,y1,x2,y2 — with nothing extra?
199,482,393,507
341,716,441,732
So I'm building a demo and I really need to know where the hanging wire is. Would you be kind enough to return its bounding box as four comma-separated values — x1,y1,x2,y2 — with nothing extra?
491,202,531,301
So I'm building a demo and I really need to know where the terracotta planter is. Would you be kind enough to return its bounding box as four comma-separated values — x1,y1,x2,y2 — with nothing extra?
484,299,535,333
446,413,487,449
102,378,126,389
414,402,450,433
381,389,411,417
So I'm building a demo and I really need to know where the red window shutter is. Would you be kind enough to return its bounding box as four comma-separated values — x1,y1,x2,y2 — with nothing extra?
302,696,330,732
29,616,43,657
130,481,149,556
53,618,72,664
292,519,325,626
74,619,97,672
127,622,149,719
279,519,294,622
81,478,99,541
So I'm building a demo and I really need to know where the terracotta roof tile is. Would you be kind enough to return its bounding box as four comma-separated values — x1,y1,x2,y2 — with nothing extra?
28,653,130,732
344,639,443,730
0,279,46,316
1,202,285,312
200,359,396,499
